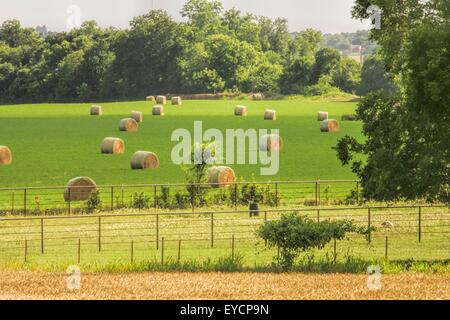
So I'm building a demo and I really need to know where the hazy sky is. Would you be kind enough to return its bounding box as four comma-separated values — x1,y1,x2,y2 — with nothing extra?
0,0,368,34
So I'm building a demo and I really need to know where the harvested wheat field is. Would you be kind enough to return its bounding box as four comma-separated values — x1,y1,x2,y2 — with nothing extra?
0,271,449,300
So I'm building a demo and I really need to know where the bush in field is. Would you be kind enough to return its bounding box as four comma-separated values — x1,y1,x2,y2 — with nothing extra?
131,192,151,210
257,213,370,270
86,190,102,213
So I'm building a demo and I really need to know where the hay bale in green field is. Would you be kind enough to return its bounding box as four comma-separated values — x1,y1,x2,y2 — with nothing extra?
317,111,328,121
131,151,159,170
156,96,167,104
101,137,125,154
0,146,12,165
152,105,165,116
64,177,97,202
235,105,248,116
320,119,340,132
207,166,236,188
259,134,284,152
341,114,357,121
90,105,102,116
253,93,263,101
264,109,276,120
119,118,139,132
146,96,155,102
171,97,182,105
131,111,143,123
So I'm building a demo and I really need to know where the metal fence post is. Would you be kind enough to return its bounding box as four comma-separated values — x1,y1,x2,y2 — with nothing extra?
418,206,422,242
275,183,278,208
110,186,114,211
156,214,159,250
161,237,165,266
154,185,157,209
23,188,27,216
40,218,44,254
211,213,214,248
368,207,372,243
98,216,101,252
315,182,318,206
121,185,124,208
385,236,388,260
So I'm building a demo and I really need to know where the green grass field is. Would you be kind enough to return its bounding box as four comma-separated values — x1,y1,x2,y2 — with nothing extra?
0,99,361,187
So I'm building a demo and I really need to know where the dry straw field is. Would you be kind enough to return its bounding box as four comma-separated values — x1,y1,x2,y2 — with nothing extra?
1,271,449,300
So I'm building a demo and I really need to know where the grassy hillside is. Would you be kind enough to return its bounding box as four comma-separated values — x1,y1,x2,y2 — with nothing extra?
0,99,362,187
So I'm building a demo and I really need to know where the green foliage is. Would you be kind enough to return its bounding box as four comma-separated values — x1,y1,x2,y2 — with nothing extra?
257,213,369,270
131,192,151,210
85,190,102,213
357,53,398,96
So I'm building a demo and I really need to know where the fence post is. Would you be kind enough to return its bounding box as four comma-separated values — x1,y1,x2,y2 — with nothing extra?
131,240,134,264
356,181,360,205
211,213,214,248
67,187,71,215
385,236,388,260
121,185,124,208
264,211,267,223
275,183,278,208
234,183,238,211
418,206,422,242
23,188,27,216
156,214,159,250
98,216,101,252
110,186,114,211
317,209,320,223
161,237,165,266
24,239,28,263
315,181,318,206
78,238,81,264
178,239,181,264
368,207,372,243
191,184,195,212
154,185,157,209
11,191,14,214
40,218,44,254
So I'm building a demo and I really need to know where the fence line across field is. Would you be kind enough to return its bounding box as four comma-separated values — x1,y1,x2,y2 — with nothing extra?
0,179,362,216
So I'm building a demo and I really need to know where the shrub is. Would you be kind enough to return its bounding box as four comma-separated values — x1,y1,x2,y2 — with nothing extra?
131,192,151,210
85,190,102,213
257,213,371,270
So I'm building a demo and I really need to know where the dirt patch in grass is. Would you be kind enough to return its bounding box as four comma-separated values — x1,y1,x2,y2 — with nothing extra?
0,271,449,300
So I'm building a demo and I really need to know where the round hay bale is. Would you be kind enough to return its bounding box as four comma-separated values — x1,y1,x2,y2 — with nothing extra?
131,151,159,170
119,118,139,132
317,111,329,121
171,96,182,105
156,95,167,104
90,105,102,116
259,134,284,152
253,93,263,101
146,96,155,102
64,177,97,202
235,105,248,116
320,119,340,132
0,146,12,165
264,109,277,120
152,105,165,116
101,137,125,154
130,111,143,123
207,166,236,188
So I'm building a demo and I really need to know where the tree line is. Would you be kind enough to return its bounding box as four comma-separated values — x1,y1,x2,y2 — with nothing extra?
0,0,394,103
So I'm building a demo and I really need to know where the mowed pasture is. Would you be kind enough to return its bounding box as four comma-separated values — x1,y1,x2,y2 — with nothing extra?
0,99,361,187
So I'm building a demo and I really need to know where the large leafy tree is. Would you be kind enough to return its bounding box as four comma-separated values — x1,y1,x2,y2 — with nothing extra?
336,0,449,202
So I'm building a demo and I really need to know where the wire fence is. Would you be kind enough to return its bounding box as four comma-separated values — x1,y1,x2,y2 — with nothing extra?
0,180,361,216
0,204,448,266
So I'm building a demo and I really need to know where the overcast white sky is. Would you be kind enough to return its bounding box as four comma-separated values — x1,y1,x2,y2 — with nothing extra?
0,0,367,33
